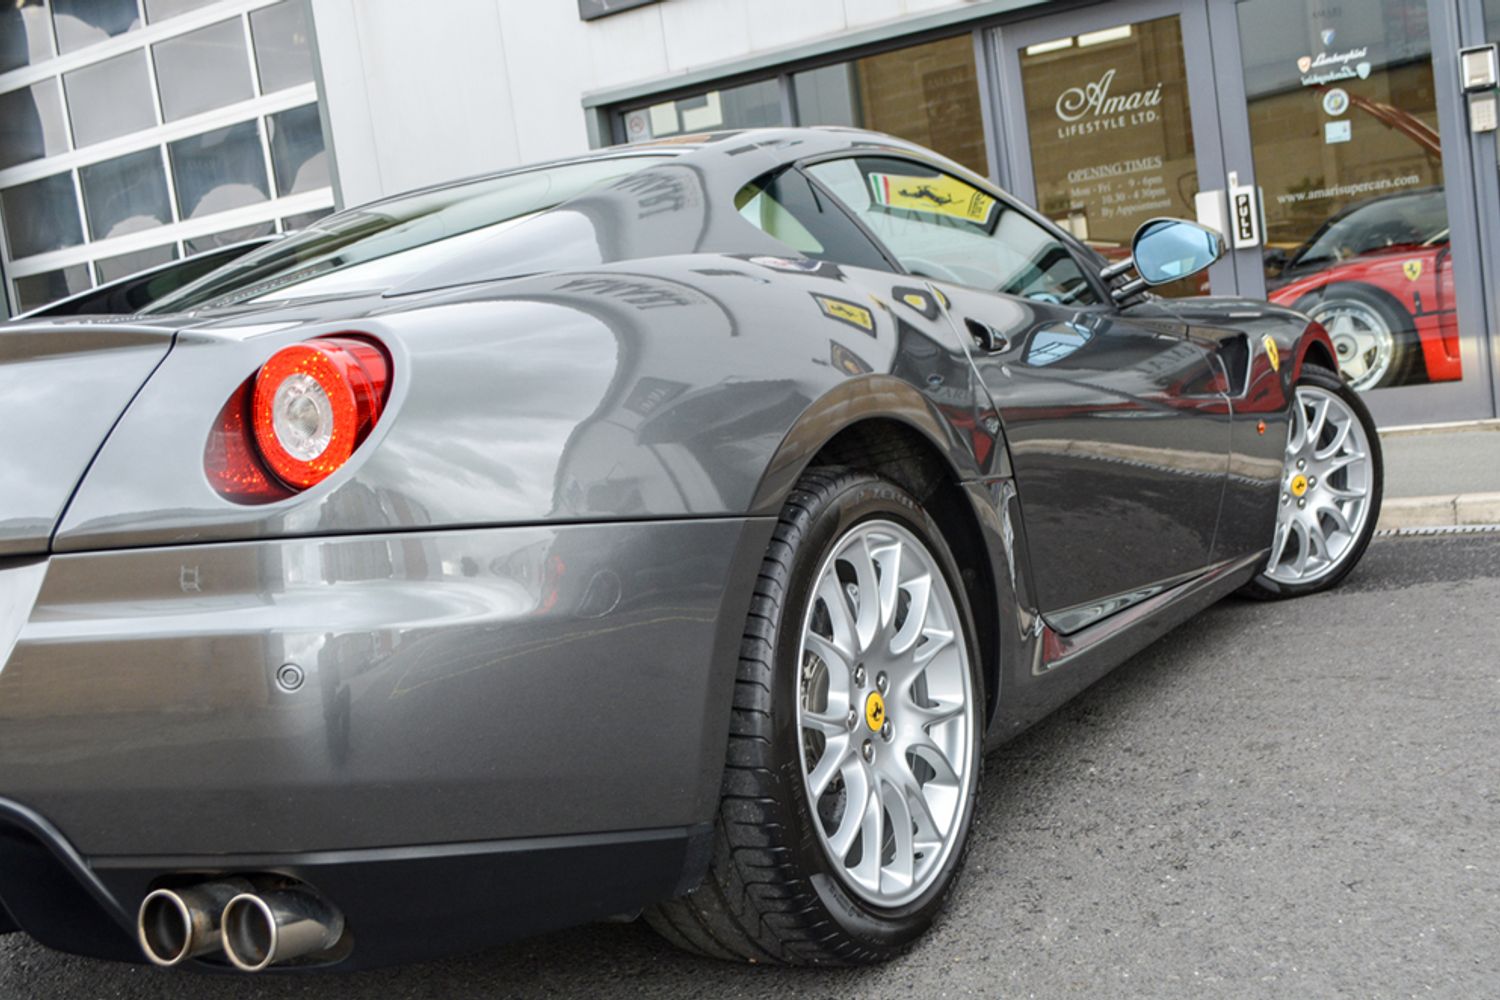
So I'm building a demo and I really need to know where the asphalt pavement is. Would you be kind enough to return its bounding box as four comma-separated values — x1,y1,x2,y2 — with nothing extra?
4,531,1498,999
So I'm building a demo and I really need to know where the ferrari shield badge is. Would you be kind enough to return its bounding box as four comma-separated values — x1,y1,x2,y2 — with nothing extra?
1403,259,1423,281
1263,335,1281,372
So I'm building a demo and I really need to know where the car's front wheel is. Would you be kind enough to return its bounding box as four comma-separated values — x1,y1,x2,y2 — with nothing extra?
1243,363,1382,599
647,468,984,964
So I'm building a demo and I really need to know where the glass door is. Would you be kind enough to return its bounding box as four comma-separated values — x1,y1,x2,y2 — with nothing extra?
1229,0,1494,422
992,0,1496,423
991,0,1237,297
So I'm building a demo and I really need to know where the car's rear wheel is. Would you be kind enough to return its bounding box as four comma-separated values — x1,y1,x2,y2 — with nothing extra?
1242,364,1382,599
1297,284,1416,391
646,468,983,964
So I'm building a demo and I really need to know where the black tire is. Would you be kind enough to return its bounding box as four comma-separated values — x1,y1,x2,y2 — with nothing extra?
645,467,984,965
1295,283,1419,391
1241,363,1383,600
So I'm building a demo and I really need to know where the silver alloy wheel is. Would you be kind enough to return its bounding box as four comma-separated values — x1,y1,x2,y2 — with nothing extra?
1266,385,1374,586
795,518,975,908
1308,299,1396,391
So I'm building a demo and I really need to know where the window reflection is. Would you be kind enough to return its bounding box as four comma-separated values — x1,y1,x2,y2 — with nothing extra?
169,121,271,220
0,1,55,75
16,264,89,312
143,0,215,22
267,103,328,196
250,1,315,93
2,172,84,258
1241,0,1454,392
153,18,253,121
793,35,988,176
184,221,274,255
96,242,177,283
63,49,156,147
79,147,173,240
52,0,140,53
0,79,70,170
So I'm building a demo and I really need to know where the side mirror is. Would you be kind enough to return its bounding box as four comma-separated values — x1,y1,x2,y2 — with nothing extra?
1101,218,1225,301
1132,219,1224,285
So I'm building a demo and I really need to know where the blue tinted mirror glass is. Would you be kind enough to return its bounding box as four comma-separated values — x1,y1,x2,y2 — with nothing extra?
1131,219,1223,285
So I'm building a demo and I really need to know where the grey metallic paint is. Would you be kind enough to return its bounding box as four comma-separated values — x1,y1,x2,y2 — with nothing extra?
0,128,1346,969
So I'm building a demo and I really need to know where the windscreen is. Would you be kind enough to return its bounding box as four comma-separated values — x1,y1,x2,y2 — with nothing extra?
145,155,667,313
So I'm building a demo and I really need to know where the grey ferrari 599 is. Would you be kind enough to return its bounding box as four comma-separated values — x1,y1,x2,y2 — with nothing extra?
0,128,1381,972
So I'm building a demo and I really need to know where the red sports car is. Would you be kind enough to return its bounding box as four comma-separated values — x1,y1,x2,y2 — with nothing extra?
1268,188,1460,392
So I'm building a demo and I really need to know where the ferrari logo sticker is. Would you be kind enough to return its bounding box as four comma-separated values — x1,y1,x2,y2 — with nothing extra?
868,172,999,229
864,691,886,731
812,294,875,334
1403,259,1423,281
1263,335,1280,372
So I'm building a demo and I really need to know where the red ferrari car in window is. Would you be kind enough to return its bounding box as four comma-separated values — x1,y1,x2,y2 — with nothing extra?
1267,188,1460,392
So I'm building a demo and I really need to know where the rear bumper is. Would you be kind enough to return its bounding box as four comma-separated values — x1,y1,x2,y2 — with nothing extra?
0,795,711,970
0,517,770,966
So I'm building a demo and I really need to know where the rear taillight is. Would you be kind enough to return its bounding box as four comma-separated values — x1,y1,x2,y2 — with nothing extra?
206,335,390,502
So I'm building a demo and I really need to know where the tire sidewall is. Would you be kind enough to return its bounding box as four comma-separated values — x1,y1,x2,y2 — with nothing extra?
768,473,984,951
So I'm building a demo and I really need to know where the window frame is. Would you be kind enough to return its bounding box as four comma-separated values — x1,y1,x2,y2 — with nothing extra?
792,149,1116,310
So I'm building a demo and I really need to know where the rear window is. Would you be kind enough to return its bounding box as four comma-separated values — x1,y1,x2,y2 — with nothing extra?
146,155,667,313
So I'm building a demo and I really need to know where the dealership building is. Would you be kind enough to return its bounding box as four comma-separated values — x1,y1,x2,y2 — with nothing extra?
2,0,1498,425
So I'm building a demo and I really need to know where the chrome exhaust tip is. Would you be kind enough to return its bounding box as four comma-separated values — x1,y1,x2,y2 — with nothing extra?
136,879,251,967
221,888,344,972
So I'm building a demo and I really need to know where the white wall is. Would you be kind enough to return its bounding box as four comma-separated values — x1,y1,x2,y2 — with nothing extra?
310,0,970,206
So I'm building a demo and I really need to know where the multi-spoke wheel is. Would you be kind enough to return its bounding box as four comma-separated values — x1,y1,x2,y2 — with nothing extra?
1298,285,1416,391
796,518,975,908
647,469,983,965
1244,364,1383,599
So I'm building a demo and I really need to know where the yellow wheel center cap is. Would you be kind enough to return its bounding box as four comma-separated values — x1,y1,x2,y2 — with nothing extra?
1290,473,1309,498
864,691,887,731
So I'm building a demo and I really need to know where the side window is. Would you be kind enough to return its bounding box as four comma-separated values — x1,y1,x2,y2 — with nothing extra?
735,169,894,272
806,157,1101,307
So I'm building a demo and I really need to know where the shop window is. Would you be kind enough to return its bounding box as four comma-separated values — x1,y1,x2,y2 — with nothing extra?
79,147,172,240
267,103,328,196
1,171,84,258
95,242,176,283
0,2,55,75
250,1,315,94
184,220,273,255
0,79,70,171
169,121,270,219
1238,0,1454,393
625,79,782,143
807,156,1099,306
793,35,988,177
52,0,140,54
15,264,90,312
143,0,215,22
153,18,253,121
1017,17,1199,297
63,49,156,147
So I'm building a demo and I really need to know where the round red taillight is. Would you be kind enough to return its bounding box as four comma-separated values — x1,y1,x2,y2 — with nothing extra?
250,337,389,490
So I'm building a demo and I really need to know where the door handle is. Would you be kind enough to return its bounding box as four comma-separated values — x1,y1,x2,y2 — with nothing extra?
965,318,1010,353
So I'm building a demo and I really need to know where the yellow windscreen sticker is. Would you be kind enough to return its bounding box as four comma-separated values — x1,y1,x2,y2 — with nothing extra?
868,172,997,228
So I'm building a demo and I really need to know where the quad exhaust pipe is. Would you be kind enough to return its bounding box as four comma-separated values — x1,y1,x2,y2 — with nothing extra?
136,879,343,971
